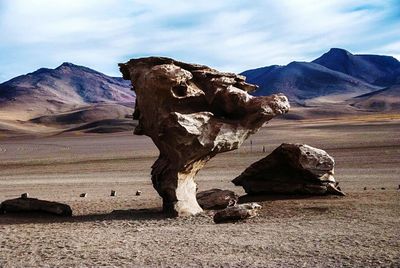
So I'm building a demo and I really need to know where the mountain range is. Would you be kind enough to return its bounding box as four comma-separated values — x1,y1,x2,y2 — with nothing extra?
0,63,135,135
0,48,399,136
242,48,400,110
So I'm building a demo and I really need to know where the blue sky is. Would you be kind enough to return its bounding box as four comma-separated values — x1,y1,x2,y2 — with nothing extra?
0,0,399,82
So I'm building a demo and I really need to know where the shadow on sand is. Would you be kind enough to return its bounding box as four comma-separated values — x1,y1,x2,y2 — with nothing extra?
0,208,165,225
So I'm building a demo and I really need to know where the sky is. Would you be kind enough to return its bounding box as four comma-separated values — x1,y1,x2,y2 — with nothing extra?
0,0,399,82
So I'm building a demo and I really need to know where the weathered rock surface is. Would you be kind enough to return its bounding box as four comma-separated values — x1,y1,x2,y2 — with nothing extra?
119,57,290,216
196,189,238,209
0,197,72,216
232,143,345,196
213,203,262,223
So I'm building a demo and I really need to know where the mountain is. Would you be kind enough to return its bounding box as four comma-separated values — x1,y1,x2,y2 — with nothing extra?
313,48,400,86
242,61,380,104
0,62,134,121
350,84,400,111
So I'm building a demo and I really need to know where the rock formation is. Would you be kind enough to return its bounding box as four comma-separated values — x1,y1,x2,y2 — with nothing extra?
119,57,290,216
0,197,72,216
232,143,345,196
196,189,238,209
213,203,262,223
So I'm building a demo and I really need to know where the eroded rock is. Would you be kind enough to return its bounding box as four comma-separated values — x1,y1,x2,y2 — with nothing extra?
232,143,345,196
196,189,238,209
0,197,72,216
213,203,262,223
119,57,289,216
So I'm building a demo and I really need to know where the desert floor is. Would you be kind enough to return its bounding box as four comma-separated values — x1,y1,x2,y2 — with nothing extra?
0,117,399,267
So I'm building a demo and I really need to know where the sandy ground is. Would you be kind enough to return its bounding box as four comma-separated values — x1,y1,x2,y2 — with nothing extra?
0,118,399,267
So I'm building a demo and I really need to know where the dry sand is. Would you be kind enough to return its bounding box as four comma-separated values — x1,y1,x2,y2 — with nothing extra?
0,118,399,267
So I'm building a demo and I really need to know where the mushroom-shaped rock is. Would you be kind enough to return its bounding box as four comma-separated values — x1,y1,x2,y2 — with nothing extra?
232,143,345,196
119,57,290,217
196,189,238,209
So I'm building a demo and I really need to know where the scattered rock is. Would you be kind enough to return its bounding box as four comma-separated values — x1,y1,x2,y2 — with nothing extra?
232,143,345,196
381,187,386,190
119,57,289,216
135,190,142,196
213,203,262,224
196,189,238,209
80,193,87,198
0,197,72,216
111,190,117,197
398,185,400,190
364,187,367,190
21,193,29,199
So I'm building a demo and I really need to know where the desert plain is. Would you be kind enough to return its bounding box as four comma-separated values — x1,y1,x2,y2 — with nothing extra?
0,115,399,267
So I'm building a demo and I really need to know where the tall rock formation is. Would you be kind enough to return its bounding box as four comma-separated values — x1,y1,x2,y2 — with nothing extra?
119,57,289,216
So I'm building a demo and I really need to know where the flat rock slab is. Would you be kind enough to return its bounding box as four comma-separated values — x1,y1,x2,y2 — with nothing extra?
213,203,261,224
0,197,72,216
233,143,345,196
197,189,238,209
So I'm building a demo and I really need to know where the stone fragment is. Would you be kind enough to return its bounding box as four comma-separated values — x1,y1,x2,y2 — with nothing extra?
80,193,87,198
119,57,289,216
196,189,238,209
21,193,29,199
0,197,72,216
135,190,142,196
213,203,262,223
232,143,345,196
111,190,117,197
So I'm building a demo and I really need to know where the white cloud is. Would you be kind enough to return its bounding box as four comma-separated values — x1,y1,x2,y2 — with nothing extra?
0,0,399,81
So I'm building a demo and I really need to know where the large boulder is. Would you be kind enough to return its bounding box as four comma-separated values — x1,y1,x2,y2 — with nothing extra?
0,197,72,216
232,143,345,196
119,57,290,216
196,189,238,209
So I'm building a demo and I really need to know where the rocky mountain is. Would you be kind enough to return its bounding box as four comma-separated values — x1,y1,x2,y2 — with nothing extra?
242,48,399,106
242,61,380,103
0,63,135,135
0,63,134,120
313,48,400,86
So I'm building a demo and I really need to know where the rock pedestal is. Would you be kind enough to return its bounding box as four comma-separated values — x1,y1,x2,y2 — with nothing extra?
232,143,345,196
119,57,289,216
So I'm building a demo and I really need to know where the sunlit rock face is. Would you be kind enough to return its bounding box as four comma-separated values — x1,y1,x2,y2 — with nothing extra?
119,57,289,217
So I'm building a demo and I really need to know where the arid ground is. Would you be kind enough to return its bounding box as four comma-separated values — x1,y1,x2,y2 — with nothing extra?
1,116,399,267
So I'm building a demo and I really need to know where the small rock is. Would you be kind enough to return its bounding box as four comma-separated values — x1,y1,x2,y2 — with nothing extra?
136,190,142,196
213,203,261,224
0,197,72,216
110,190,116,197
381,187,385,190
363,187,367,190
21,193,29,199
196,189,238,209
80,193,87,198
398,184,400,190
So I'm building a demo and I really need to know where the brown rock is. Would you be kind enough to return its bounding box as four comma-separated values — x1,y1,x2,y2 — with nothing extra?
232,143,345,196
196,189,238,209
119,57,289,217
0,197,72,216
213,203,262,223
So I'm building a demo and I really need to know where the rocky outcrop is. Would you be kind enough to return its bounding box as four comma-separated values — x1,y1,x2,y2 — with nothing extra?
119,57,290,216
0,197,72,216
213,203,262,223
232,143,345,196
196,189,238,209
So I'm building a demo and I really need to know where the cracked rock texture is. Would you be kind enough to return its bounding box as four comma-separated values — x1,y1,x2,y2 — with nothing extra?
119,57,289,216
232,143,345,196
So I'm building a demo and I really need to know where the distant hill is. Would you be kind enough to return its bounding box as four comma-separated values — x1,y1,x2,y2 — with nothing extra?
241,48,399,113
350,84,400,112
242,61,380,104
0,62,134,120
313,48,400,86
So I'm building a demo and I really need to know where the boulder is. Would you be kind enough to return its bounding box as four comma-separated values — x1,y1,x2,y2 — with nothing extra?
196,189,238,209
232,143,345,196
0,197,72,216
213,203,262,223
119,57,289,217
